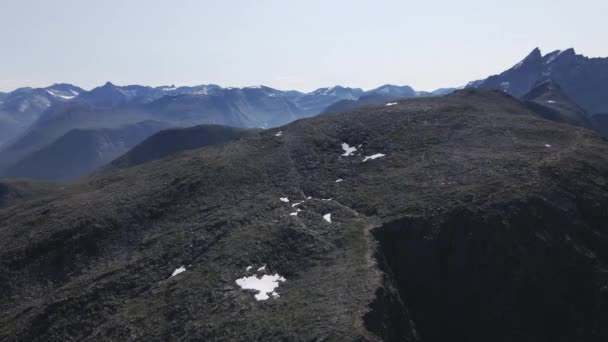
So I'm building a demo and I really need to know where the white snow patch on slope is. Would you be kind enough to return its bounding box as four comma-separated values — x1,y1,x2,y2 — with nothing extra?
547,100,556,104
46,90,75,100
236,274,286,300
257,265,267,272
513,61,524,70
335,179,343,183
171,266,186,277
280,197,289,203
246,266,253,271
545,51,561,64
545,144,552,148
362,153,385,162
341,143,357,156
275,131,283,137
385,102,397,106
323,214,332,223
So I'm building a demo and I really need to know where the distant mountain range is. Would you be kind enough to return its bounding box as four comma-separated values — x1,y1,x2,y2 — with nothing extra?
0,84,83,147
3,121,171,181
0,82,445,180
1,47,607,182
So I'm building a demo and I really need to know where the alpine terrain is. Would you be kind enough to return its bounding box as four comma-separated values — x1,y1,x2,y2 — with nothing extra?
1,90,607,341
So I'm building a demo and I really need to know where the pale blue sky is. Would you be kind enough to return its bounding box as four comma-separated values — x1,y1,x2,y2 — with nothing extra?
1,0,607,92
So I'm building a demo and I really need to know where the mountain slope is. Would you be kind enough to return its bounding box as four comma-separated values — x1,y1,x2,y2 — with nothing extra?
1,90,607,341
0,179,61,208
145,86,302,128
108,124,261,170
367,84,416,98
0,84,84,146
470,48,608,114
0,102,152,172
293,86,365,115
323,93,401,114
522,79,593,128
591,113,608,137
3,121,170,181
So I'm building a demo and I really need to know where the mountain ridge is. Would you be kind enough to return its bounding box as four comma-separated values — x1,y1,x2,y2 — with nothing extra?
3,120,171,181
469,47,608,115
107,124,261,170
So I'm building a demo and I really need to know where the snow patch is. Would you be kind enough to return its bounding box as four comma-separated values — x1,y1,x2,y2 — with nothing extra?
335,179,343,183
547,100,556,104
280,197,289,203
323,214,332,223
385,102,397,106
275,131,283,137
290,209,302,216
257,265,267,272
341,143,357,157
46,90,75,100
513,61,524,70
545,51,562,64
171,266,186,277
363,153,386,162
246,266,253,271
545,144,552,148
235,273,286,301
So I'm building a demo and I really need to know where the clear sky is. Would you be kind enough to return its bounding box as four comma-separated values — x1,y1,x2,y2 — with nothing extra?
1,0,607,92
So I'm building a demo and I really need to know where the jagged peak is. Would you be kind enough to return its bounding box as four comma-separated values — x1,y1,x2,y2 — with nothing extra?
560,48,576,56
543,48,577,64
528,47,542,57
523,47,543,62
512,48,543,70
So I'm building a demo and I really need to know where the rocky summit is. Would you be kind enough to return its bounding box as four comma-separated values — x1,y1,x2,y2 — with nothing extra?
1,90,608,341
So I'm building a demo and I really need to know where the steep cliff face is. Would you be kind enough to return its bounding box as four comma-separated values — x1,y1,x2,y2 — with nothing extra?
1,90,607,341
